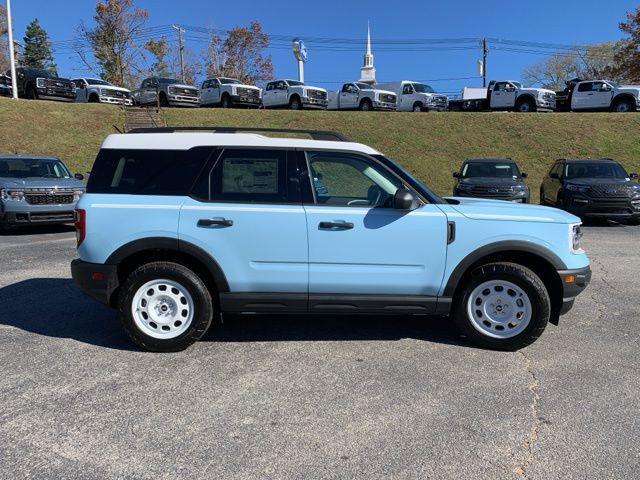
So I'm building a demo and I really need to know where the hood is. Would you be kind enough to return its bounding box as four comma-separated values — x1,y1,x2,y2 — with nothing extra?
170,83,199,91
565,177,635,185
521,87,555,95
372,88,396,96
458,177,525,186
447,196,580,224
0,177,85,189
98,85,131,94
617,85,640,94
305,86,328,94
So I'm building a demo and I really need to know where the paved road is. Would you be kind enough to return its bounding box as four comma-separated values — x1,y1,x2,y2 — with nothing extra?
0,224,638,480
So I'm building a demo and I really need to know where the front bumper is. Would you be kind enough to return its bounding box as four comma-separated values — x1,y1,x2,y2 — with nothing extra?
71,259,119,306
168,95,200,107
36,87,76,102
562,193,640,219
100,96,133,106
1,207,75,226
557,266,592,315
537,98,556,111
302,97,329,109
372,101,396,111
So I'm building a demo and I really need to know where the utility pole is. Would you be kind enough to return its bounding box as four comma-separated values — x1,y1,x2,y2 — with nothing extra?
482,37,488,88
6,0,18,99
172,24,186,84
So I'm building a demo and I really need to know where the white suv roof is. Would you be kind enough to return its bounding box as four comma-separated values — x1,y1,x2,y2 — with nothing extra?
102,132,381,155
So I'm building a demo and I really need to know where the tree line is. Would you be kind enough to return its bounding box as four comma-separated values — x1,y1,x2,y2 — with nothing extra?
1,0,640,90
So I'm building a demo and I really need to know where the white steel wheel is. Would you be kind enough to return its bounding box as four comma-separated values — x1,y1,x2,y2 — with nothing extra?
466,279,532,339
131,279,195,339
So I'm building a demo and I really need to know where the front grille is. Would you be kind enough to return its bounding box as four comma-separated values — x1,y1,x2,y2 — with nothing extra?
380,93,396,104
433,95,448,105
102,89,128,98
587,184,636,198
25,192,75,205
237,87,260,99
308,89,327,101
175,87,198,97
470,185,514,198
45,79,73,91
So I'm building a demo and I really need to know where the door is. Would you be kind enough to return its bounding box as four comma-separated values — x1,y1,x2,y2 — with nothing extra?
142,79,158,104
275,81,288,106
339,84,359,109
491,82,516,109
572,82,594,109
73,79,87,102
302,150,448,299
590,81,614,108
544,161,563,203
399,83,414,111
262,82,275,107
179,148,308,294
200,80,212,105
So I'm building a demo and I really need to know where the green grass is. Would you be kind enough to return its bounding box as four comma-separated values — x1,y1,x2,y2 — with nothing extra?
2,97,640,200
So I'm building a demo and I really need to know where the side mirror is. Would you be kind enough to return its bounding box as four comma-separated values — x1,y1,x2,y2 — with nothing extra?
550,172,559,179
452,172,461,178
630,172,638,179
393,188,415,210
74,173,85,181
521,172,528,178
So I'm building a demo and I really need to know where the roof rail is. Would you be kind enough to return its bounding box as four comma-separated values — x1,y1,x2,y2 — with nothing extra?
126,126,352,142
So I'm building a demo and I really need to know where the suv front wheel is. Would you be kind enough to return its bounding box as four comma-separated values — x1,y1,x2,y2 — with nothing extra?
118,262,214,352
453,262,550,350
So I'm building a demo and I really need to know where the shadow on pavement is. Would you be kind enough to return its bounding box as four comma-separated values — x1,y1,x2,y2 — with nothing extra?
0,224,75,237
0,278,466,350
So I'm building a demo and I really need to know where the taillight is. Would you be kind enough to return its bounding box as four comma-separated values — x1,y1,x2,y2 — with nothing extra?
74,209,86,246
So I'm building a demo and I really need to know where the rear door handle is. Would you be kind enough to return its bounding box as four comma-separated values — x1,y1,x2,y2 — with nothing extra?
198,218,233,227
319,221,353,230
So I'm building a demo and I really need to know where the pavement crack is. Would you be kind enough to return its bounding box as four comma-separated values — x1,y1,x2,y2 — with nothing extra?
513,351,542,480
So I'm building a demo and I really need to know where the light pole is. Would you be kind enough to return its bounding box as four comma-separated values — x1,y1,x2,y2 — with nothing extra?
172,24,185,84
6,0,18,99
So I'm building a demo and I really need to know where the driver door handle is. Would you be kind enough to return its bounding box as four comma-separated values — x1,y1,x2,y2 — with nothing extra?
319,221,354,230
198,218,233,228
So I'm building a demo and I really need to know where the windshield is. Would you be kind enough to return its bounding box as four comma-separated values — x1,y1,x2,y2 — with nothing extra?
462,161,521,178
355,82,374,90
372,154,445,204
157,77,179,84
565,162,628,179
28,68,58,79
220,78,242,85
413,83,434,93
87,79,111,86
286,80,304,86
0,158,71,179
512,81,523,89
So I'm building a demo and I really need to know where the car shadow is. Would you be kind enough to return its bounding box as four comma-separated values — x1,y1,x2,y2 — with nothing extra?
0,278,467,350
0,224,75,236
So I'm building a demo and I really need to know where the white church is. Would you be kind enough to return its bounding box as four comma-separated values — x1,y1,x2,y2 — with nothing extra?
359,22,376,85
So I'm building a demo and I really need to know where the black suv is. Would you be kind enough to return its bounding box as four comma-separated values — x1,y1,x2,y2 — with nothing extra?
9,67,76,102
541,158,640,223
452,158,530,202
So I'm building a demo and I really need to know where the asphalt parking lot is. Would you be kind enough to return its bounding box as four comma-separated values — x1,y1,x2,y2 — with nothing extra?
0,223,638,480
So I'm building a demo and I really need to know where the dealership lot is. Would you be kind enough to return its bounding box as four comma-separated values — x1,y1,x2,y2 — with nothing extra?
0,224,638,479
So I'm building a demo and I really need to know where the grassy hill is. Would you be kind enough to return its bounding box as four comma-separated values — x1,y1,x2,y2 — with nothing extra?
1,97,640,201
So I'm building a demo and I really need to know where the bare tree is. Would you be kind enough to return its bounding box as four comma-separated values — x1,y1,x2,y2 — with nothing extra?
0,5,8,72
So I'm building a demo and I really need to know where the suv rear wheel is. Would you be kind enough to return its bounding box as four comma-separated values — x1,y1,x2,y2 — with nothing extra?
452,262,550,350
118,262,214,352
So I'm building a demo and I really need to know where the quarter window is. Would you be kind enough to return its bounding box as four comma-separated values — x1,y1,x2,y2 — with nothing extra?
306,151,403,207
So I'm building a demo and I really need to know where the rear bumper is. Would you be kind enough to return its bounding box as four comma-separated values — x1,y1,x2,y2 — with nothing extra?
557,265,592,315
71,259,119,306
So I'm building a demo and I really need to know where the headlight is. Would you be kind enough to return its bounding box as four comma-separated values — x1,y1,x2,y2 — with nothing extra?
566,184,589,193
73,189,85,200
36,78,46,88
456,183,473,191
0,189,25,200
168,87,176,95
570,224,583,253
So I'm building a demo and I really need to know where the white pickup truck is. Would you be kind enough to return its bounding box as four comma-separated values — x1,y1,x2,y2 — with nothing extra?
262,79,328,110
377,81,448,112
448,80,555,112
555,78,640,112
328,82,397,111
200,77,261,108
72,78,133,106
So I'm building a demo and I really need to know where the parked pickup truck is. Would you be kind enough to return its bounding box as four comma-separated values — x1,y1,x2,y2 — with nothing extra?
132,77,200,108
377,81,448,112
262,79,328,110
200,77,261,108
8,67,76,102
72,77,132,106
448,80,555,112
0,154,85,229
0,73,11,97
555,78,640,113
328,82,397,111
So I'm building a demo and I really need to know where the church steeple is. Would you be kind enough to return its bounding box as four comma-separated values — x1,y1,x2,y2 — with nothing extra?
359,21,376,84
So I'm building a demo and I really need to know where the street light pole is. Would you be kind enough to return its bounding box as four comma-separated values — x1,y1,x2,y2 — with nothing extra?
172,24,185,84
6,0,18,99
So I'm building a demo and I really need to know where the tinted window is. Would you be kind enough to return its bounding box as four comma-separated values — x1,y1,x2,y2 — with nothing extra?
307,151,403,207
462,161,521,178
565,162,628,179
87,148,212,195
577,82,593,92
207,149,289,203
402,84,414,94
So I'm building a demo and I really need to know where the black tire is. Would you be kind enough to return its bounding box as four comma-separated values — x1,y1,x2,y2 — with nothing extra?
159,93,169,107
221,94,232,108
360,99,373,111
412,102,424,112
515,98,536,113
117,262,214,352
88,93,100,103
289,95,302,110
539,188,546,205
26,84,38,100
612,98,634,113
452,262,550,351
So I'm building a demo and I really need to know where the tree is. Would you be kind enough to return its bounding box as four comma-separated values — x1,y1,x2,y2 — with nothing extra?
22,19,57,72
77,0,149,87
0,5,8,72
204,21,272,84
144,37,170,77
609,6,640,83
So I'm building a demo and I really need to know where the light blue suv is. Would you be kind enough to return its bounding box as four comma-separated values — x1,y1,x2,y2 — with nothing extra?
71,127,591,352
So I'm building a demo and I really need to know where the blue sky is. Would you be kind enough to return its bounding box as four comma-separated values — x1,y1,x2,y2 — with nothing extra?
9,0,638,93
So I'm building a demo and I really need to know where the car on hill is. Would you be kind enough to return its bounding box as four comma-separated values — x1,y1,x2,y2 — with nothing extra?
8,67,76,102
71,126,590,353
262,79,328,110
448,80,555,112
132,77,200,108
377,80,448,112
0,73,11,97
72,78,133,106
200,77,261,108
328,82,397,111
555,78,640,112
540,158,640,223
452,158,530,203
0,154,85,229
